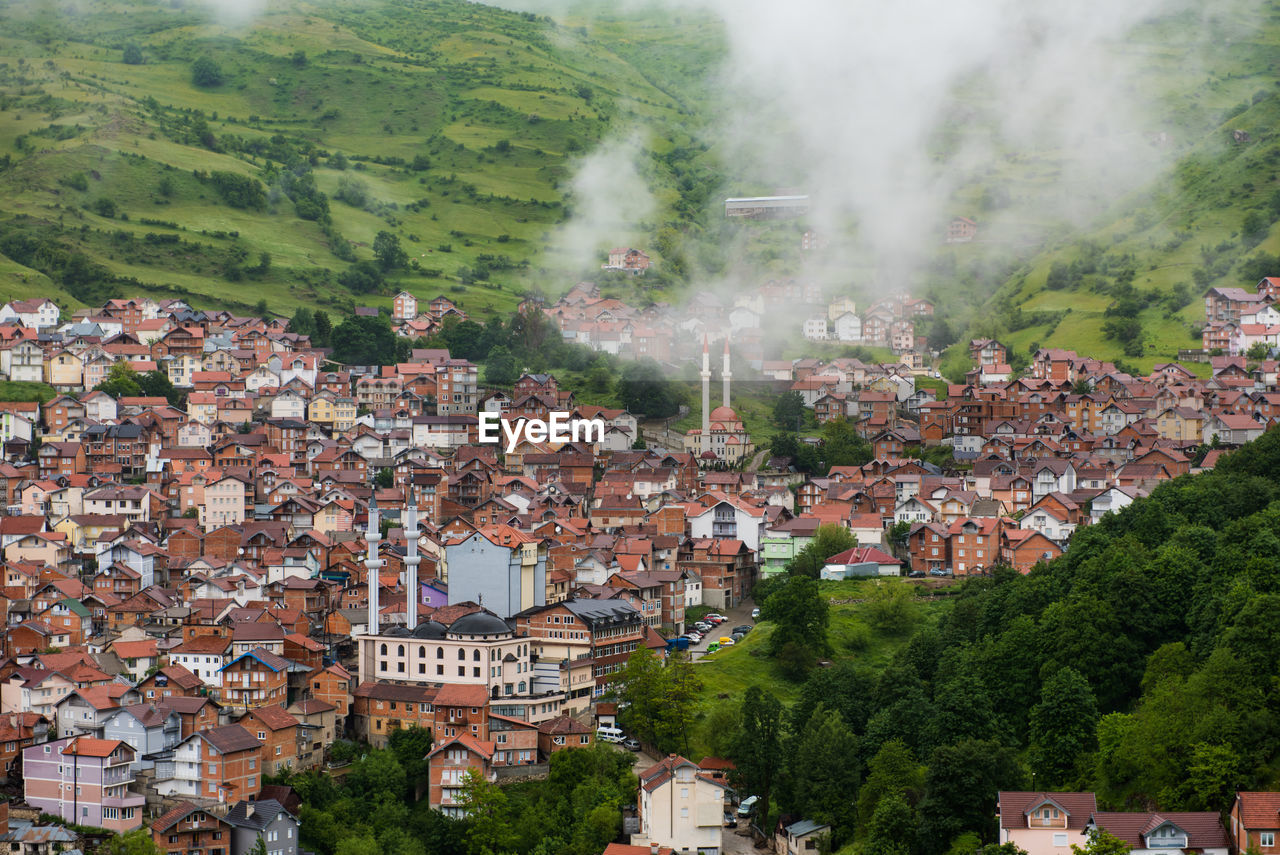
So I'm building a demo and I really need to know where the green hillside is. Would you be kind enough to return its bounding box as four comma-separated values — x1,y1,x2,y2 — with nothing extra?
0,0,719,317
934,2,1280,375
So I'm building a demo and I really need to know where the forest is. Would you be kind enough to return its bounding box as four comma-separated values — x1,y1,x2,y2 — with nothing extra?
612,427,1280,854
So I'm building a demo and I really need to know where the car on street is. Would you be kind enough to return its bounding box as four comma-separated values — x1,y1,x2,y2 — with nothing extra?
732,625,753,635
706,641,720,653
622,738,641,751
929,568,953,577
724,813,738,828
908,570,925,578
719,636,735,646
751,607,760,619
731,631,746,642
707,613,726,622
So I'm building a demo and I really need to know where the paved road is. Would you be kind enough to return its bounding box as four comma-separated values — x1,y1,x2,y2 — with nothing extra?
687,598,757,662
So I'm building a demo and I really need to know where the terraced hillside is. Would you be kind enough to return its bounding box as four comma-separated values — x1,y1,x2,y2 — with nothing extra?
0,0,720,317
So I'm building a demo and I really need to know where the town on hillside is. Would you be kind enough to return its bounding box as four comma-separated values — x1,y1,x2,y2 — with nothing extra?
0,286,1269,854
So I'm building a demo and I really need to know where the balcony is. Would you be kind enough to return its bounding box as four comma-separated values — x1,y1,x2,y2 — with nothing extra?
102,791,146,809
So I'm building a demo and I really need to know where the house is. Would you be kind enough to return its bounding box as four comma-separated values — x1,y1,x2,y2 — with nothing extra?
997,792,1097,855
775,819,831,855
1230,792,1280,855
427,734,496,818
154,724,263,804
536,712,594,757
218,648,290,710
100,703,183,774
633,754,727,855
23,736,146,831
820,546,902,578
225,798,300,855
150,801,235,855
1088,811,1228,855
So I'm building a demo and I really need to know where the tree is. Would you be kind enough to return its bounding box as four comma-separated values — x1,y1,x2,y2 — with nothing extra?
330,315,396,366
863,792,916,855
291,49,308,67
788,524,856,578
374,468,394,489
773,390,807,430
138,369,180,406
660,651,702,756
786,705,861,843
918,739,1023,849
820,417,871,471
105,829,164,855
857,740,926,830
191,55,224,87
339,260,384,294
1247,341,1270,361
614,648,667,747
345,748,407,801
122,43,144,64
586,360,614,394
458,767,515,855
288,307,316,338
617,358,682,418
313,310,332,347
96,360,143,398
863,580,921,636
387,724,433,794
763,575,830,667
729,687,783,827
1028,667,1098,788
1070,829,1132,855
373,230,408,271
250,836,268,855
484,346,517,386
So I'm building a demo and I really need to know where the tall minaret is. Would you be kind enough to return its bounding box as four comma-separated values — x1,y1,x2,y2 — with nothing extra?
403,486,419,630
700,334,711,447
364,494,382,635
722,338,732,408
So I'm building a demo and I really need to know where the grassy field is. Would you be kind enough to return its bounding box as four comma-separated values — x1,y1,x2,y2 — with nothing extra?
689,578,953,757
0,0,715,317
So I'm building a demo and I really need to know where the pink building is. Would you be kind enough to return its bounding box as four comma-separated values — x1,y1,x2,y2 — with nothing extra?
23,735,145,831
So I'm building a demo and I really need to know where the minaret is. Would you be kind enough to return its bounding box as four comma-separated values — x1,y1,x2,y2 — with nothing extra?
722,338,732,408
364,494,382,635
403,486,419,630
700,334,711,448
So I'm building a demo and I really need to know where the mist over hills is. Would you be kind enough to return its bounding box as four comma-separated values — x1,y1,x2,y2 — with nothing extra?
0,0,1278,370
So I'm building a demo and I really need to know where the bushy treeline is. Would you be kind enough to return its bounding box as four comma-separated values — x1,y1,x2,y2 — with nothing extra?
722,427,1280,854
284,727,634,855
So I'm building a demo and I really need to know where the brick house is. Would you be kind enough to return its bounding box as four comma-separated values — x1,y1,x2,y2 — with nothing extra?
155,724,262,804
218,648,289,710
427,734,495,818
242,704,301,775
150,801,234,855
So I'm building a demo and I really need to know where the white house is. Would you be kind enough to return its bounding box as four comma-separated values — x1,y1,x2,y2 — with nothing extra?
632,754,727,855
686,497,767,551
0,299,60,329
802,317,829,341
832,312,862,342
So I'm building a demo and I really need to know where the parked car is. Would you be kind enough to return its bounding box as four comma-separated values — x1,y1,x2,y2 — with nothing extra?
622,738,641,751
706,641,721,653
751,607,761,619
694,622,712,632
724,812,738,828
929,568,953,577
733,625,753,635
719,636,735,646
908,570,925,578
731,631,746,642
707,613,727,622
737,795,760,817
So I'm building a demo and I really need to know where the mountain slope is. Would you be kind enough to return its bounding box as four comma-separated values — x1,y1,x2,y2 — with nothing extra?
0,0,713,317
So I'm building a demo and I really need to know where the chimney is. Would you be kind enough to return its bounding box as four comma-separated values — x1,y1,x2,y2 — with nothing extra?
245,804,255,818
650,844,659,855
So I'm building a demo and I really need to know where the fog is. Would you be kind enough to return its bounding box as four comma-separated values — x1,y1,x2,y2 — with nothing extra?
518,0,1205,294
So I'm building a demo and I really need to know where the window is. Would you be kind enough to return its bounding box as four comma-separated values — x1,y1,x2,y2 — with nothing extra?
1262,833,1276,847
1053,833,1067,847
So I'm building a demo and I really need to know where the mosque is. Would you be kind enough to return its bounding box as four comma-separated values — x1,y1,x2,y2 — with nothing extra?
683,336,754,466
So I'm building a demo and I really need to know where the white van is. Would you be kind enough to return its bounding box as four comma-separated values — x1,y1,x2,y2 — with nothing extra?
596,726,625,743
